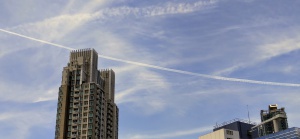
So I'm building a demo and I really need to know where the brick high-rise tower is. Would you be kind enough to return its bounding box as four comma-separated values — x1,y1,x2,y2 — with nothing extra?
55,49,118,139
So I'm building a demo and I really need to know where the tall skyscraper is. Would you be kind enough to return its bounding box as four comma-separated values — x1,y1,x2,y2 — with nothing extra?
54,49,118,139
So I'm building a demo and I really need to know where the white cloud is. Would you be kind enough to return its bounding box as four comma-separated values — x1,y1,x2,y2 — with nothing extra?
0,81,58,103
0,45,65,103
0,109,54,139
80,0,218,20
128,126,212,139
114,66,170,115
33,88,59,103
213,34,300,76
0,44,36,58
4,0,217,43
258,38,300,60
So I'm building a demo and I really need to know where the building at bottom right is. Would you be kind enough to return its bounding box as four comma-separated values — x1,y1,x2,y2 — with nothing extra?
198,104,300,139
251,104,300,139
253,104,300,139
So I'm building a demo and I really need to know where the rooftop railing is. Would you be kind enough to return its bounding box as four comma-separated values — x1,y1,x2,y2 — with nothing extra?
213,118,257,129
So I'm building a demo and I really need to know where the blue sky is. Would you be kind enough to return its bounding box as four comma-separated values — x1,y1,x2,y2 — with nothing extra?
0,0,300,139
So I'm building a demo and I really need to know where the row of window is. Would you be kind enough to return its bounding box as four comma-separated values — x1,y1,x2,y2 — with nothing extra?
68,118,94,125
69,106,94,113
69,112,94,118
226,130,233,135
68,124,93,131
70,90,94,96
67,129,93,136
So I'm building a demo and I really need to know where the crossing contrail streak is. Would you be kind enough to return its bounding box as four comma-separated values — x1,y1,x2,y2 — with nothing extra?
0,29,75,51
1,28,300,87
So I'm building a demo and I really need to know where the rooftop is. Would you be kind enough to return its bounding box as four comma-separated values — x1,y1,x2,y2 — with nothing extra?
213,118,257,129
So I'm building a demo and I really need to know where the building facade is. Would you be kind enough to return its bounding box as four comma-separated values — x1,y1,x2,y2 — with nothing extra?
199,119,258,139
214,119,258,139
54,49,118,139
199,128,240,139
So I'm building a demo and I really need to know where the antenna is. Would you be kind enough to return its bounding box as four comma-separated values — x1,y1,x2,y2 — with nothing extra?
247,105,250,123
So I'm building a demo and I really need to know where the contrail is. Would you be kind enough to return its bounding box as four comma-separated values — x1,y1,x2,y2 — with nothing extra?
0,29,75,51
1,28,300,87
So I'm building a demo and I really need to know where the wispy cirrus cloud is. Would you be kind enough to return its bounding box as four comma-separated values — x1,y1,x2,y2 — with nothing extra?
0,107,55,139
5,0,218,40
96,0,217,18
213,29,300,76
0,75,59,103
128,126,212,139
258,38,300,60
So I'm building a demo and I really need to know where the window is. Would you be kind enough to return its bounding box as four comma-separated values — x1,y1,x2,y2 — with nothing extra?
90,84,94,89
82,130,86,134
83,118,87,122
72,126,77,129
84,95,88,99
73,120,78,123
84,107,88,111
226,130,233,135
83,113,87,117
88,130,92,135
88,124,93,129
